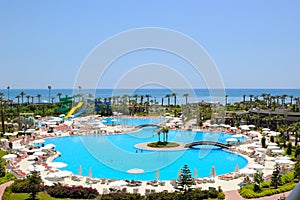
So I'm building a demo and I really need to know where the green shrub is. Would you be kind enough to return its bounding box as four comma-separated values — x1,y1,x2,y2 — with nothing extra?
281,171,294,184
239,182,296,198
45,183,99,199
10,180,32,193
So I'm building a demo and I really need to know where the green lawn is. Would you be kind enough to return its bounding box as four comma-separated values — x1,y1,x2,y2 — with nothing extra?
7,192,87,200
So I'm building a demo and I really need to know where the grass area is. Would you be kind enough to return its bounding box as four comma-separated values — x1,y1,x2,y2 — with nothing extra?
0,173,15,184
7,192,87,200
147,142,180,148
0,149,8,165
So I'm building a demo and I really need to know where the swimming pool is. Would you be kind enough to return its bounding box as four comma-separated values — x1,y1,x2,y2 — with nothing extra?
45,123,248,180
103,117,164,126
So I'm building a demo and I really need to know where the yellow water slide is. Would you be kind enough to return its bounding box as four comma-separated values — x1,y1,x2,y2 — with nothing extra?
65,102,83,118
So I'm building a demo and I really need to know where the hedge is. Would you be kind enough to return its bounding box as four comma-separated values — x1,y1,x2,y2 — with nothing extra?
239,182,296,198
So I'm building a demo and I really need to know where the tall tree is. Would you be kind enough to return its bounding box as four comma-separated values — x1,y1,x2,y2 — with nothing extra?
165,94,171,106
20,91,26,104
36,94,42,104
183,93,189,105
31,96,34,104
26,95,30,104
177,164,194,192
15,95,20,104
172,93,177,106
57,92,62,102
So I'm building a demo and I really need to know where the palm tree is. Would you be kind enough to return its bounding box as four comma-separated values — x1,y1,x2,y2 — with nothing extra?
249,94,254,107
172,93,177,106
140,95,144,105
157,126,169,143
225,95,228,106
26,95,30,104
57,93,62,102
242,94,246,104
15,95,21,104
31,96,34,104
145,94,151,104
20,91,26,104
133,94,139,103
51,97,55,104
289,95,294,106
183,93,189,105
165,94,171,106
48,85,51,104
281,94,288,106
161,97,164,106
36,94,42,104
290,122,300,146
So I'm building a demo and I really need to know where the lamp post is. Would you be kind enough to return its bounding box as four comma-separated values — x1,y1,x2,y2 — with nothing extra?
48,85,51,104
7,86,10,101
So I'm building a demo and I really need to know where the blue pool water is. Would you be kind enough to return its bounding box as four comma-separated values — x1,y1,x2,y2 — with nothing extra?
45,120,247,180
103,117,164,126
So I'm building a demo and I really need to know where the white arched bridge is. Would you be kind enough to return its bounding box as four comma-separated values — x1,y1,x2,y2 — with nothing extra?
184,141,232,149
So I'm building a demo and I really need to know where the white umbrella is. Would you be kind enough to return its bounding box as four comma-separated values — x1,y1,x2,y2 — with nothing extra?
249,164,264,170
0,138,8,142
33,151,46,156
269,132,280,137
248,125,256,128
276,156,290,160
13,146,26,150
226,138,238,142
267,146,280,150
3,154,17,160
224,125,231,128
42,144,55,150
267,142,278,146
234,163,239,173
239,168,256,175
255,148,267,153
33,139,45,144
4,133,14,136
210,166,216,178
28,165,46,172
54,170,72,177
48,162,67,168
262,128,270,131
108,180,128,187
127,168,144,174
232,134,245,138
275,159,292,165
230,127,237,130
272,149,284,154
249,131,260,136
241,126,250,131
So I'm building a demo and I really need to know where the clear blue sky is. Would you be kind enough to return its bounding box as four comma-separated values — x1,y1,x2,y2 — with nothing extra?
0,0,299,89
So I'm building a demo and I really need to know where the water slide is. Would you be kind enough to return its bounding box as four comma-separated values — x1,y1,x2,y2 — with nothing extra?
65,102,83,118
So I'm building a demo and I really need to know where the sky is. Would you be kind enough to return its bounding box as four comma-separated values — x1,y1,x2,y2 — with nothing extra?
0,0,299,89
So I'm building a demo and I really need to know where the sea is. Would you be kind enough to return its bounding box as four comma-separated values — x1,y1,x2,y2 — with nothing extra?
1,88,300,105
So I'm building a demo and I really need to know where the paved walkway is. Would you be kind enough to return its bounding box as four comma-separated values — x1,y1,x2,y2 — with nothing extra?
224,190,292,200
0,181,14,199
